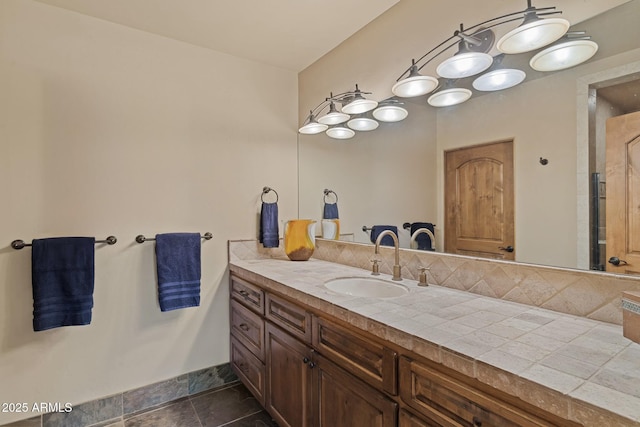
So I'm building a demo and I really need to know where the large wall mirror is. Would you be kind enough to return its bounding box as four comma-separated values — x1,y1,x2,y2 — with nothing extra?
298,0,640,273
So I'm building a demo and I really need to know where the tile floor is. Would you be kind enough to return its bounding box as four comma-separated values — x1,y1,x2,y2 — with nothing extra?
109,383,277,427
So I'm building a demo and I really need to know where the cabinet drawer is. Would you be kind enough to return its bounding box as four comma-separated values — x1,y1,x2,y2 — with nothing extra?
230,299,265,361
399,409,461,427
230,275,264,314
312,316,397,395
231,336,265,406
399,356,560,427
265,293,312,343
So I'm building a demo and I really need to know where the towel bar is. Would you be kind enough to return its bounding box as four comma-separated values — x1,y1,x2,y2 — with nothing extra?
136,232,213,244
362,226,373,232
261,186,279,203
11,236,118,250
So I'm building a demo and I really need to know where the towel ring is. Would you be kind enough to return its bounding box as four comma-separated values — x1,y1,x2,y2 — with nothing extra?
323,189,338,204
261,186,278,203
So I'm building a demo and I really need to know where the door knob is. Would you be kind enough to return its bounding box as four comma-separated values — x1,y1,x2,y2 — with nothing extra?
498,245,514,252
608,257,628,266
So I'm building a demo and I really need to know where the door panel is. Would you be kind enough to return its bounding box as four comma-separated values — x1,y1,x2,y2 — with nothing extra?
445,140,515,260
606,111,640,274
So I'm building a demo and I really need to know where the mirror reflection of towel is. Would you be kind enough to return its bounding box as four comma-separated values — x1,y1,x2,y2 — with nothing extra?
370,225,397,247
323,203,339,219
31,237,95,331
259,202,279,248
410,222,435,251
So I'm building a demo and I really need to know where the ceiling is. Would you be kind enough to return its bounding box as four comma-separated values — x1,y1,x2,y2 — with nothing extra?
34,0,629,73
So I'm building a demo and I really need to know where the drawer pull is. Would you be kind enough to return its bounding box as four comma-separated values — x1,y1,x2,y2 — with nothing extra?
239,290,250,297
238,323,250,331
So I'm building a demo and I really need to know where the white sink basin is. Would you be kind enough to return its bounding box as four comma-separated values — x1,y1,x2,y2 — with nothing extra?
324,277,409,298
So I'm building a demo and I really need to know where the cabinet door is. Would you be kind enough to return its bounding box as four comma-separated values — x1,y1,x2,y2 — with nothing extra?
399,409,460,427
265,322,313,427
314,353,397,427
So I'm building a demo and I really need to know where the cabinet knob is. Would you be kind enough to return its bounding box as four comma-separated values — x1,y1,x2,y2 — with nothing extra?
302,357,310,364
472,416,482,427
308,362,316,369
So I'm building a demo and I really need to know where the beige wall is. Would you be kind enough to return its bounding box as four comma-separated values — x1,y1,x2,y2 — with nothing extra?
0,1,297,423
298,0,640,267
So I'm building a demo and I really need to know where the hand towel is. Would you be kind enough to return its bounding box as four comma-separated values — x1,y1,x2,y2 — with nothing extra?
155,233,201,312
259,202,279,248
31,237,95,331
370,225,398,247
410,222,435,251
323,202,339,220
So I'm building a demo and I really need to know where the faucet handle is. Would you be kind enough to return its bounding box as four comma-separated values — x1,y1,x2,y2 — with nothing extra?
418,266,430,286
370,258,381,276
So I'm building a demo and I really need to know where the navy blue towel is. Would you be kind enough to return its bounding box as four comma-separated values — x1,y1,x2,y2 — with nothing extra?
31,237,95,332
323,203,339,220
410,222,435,251
155,233,201,312
259,202,279,248
370,225,398,247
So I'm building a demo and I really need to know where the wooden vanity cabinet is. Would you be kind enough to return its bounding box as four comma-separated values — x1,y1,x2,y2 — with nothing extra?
399,356,579,427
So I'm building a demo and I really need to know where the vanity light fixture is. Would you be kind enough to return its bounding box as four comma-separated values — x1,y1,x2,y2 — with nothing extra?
428,87,472,107
298,111,329,134
529,34,598,72
391,60,439,97
391,0,597,108
473,68,526,91
347,114,379,131
373,100,409,122
317,100,350,125
326,124,355,140
341,84,378,114
299,85,408,140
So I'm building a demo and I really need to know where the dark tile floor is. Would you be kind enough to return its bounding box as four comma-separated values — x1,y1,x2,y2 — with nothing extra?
118,383,278,427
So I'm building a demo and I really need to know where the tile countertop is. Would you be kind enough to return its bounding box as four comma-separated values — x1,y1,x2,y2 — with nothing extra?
229,257,640,427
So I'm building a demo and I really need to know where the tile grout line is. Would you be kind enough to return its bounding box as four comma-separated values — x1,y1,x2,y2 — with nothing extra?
215,410,267,427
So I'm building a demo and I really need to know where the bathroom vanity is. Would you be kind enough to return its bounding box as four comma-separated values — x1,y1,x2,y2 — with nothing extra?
228,252,640,427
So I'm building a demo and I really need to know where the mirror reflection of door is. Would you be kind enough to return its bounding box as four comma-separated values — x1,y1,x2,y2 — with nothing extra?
605,111,640,274
444,140,515,260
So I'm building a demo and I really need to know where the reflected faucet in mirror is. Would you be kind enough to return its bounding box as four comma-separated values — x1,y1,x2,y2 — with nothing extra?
373,230,402,281
410,228,435,251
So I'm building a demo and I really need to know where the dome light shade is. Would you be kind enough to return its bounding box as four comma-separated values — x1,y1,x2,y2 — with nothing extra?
473,69,526,91
529,39,598,71
373,105,408,122
299,120,329,134
497,17,570,54
342,97,378,114
392,65,438,97
317,102,349,125
428,88,472,107
436,52,493,79
347,116,379,131
326,125,355,139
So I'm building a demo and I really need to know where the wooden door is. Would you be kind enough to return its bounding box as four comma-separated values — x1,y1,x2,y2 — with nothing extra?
265,323,313,427
313,353,397,427
605,111,640,274
445,140,515,260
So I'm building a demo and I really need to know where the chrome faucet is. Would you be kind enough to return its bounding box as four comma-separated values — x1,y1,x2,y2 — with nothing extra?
373,230,402,281
410,227,435,250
